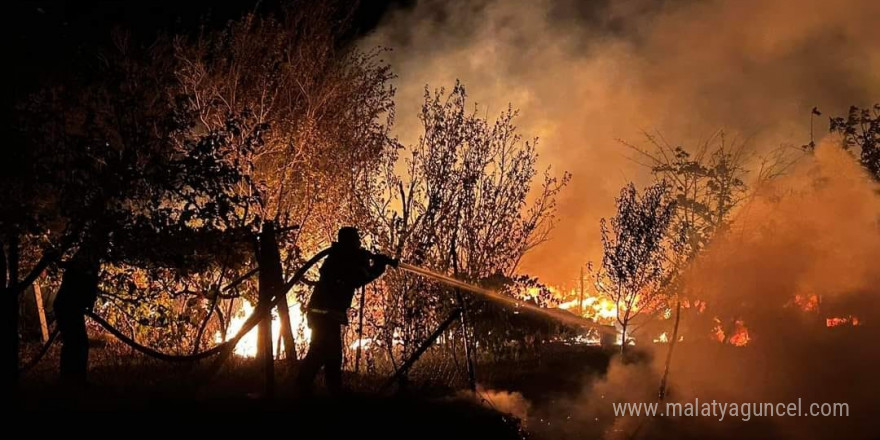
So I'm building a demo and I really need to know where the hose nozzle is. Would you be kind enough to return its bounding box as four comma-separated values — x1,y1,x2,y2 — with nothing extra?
370,252,399,268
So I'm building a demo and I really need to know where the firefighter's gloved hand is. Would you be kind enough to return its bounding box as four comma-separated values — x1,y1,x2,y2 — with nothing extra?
374,253,399,268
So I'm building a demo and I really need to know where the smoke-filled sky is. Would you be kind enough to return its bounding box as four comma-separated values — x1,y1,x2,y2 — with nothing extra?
362,0,880,285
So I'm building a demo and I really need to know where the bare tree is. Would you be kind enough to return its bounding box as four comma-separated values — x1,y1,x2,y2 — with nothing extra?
355,82,568,365
172,5,394,238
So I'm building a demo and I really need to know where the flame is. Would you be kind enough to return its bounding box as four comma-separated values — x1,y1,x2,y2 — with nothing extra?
350,337,373,350
513,283,639,346
351,336,404,350
712,322,725,343
215,296,311,358
682,299,707,313
525,287,543,298
826,316,861,327
728,322,750,347
654,332,669,343
556,293,618,323
792,294,820,312
555,331,603,346
574,332,602,346
712,317,750,346
515,284,620,325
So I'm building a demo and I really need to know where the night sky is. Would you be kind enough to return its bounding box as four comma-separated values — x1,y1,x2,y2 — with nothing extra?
5,1,411,108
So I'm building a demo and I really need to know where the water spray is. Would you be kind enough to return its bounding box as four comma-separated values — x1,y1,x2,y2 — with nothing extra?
394,261,597,328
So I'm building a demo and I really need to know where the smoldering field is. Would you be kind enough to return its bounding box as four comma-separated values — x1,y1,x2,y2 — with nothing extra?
469,142,880,439
339,121,875,439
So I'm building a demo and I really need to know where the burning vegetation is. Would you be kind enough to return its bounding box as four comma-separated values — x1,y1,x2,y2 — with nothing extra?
4,1,880,439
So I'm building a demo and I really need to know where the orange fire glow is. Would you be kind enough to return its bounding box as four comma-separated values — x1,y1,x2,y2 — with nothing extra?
728,321,750,347
555,293,618,323
214,296,310,358
712,317,750,346
826,316,861,327
792,294,820,312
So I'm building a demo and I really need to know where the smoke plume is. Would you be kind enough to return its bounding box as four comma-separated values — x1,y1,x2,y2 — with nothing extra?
685,139,880,329
506,142,880,439
363,0,880,285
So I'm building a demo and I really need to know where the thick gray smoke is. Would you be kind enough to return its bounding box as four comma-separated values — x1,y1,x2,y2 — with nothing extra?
363,0,880,285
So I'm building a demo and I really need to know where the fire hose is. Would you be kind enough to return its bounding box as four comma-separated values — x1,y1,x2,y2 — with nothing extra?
21,247,593,372
18,328,60,373
20,247,333,371
92,253,592,364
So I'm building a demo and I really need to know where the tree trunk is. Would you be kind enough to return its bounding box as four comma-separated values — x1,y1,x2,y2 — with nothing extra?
7,235,20,393
619,322,628,355
276,294,297,361
1,237,19,393
456,291,477,392
256,221,284,397
54,247,100,387
658,301,682,399
450,245,476,392
578,266,585,316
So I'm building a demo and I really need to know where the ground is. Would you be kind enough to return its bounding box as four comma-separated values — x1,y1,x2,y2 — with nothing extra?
15,347,531,439
16,338,879,439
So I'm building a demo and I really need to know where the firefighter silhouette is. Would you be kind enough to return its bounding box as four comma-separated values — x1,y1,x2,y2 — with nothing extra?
296,227,396,394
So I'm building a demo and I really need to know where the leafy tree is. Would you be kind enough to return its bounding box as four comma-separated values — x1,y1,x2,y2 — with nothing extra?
11,33,253,384
2,95,60,392
621,131,798,335
593,182,676,354
621,131,792,262
619,131,795,392
830,104,880,180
